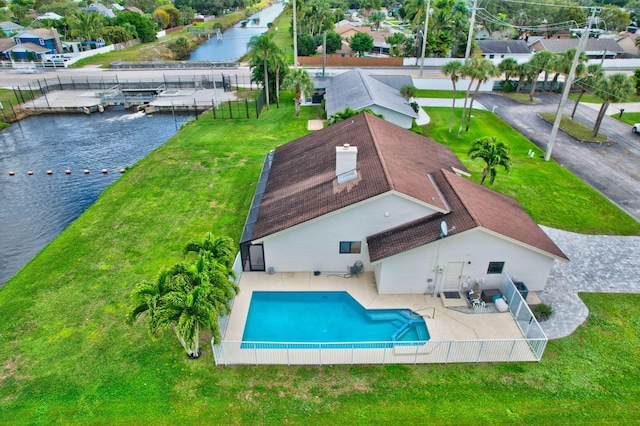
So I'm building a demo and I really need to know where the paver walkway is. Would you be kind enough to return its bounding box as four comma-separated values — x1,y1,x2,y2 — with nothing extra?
540,226,640,339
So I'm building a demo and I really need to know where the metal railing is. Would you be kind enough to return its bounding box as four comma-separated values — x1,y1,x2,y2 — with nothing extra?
213,338,545,366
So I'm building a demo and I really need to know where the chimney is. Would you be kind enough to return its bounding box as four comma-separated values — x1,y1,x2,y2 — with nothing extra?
336,144,358,183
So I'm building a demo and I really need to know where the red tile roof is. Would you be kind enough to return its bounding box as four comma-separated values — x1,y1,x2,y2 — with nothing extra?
367,169,568,262
251,113,467,240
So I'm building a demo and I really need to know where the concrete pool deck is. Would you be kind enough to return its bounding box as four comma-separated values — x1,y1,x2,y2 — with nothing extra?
224,271,526,343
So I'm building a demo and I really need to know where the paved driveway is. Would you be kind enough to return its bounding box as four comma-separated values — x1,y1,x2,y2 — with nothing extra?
540,226,640,339
476,93,640,222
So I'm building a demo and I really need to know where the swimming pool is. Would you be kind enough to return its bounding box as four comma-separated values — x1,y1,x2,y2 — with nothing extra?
242,291,430,347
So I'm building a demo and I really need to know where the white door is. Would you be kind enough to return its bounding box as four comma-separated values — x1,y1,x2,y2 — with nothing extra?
443,262,465,292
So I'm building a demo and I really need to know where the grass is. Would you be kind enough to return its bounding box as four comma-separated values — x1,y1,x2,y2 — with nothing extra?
503,92,540,104
569,92,640,104
539,112,608,143
423,108,640,235
414,89,466,99
1,100,639,423
612,111,640,126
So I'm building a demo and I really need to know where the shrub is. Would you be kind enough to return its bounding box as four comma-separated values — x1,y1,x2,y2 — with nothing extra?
532,303,553,321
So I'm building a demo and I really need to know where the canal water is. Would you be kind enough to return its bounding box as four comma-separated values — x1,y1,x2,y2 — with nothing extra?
0,109,186,286
188,2,285,62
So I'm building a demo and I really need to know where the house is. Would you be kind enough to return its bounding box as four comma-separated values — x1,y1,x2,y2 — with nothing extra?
323,68,417,129
529,38,625,59
0,21,24,36
13,28,63,58
124,6,144,14
0,39,51,60
81,3,116,18
38,12,63,20
240,113,568,296
477,40,532,63
615,32,639,56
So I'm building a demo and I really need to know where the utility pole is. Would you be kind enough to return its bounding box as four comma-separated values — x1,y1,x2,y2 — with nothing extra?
545,7,597,161
322,31,327,77
464,0,478,60
419,0,431,77
293,0,298,68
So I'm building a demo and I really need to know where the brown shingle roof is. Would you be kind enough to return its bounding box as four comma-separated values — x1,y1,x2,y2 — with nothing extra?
367,169,568,262
251,113,467,240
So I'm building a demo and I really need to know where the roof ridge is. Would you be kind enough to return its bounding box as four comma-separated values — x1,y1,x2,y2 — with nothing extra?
364,113,395,190
440,169,481,226
358,69,376,103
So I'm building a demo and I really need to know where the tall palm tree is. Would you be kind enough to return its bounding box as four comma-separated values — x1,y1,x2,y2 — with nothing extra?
591,73,634,138
468,136,512,185
571,63,604,120
526,50,555,101
465,59,498,132
442,60,463,132
550,48,586,92
282,68,314,117
498,57,518,89
247,33,278,109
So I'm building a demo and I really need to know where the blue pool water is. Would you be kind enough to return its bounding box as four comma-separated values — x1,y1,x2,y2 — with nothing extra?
242,292,430,347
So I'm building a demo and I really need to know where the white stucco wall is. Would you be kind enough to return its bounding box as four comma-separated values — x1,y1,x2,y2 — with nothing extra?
258,193,437,273
368,105,414,129
375,228,556,295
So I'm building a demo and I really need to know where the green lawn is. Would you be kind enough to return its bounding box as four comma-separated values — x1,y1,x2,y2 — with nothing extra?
1,101,639,423
568,92,640,104
415,89,466,99
539,112,607,143
613,111,640,126
423,107,640,235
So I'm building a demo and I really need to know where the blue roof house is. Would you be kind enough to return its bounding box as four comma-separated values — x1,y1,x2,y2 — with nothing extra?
12,28,62,59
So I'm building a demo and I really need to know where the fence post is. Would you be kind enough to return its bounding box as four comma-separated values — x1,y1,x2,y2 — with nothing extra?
212,99,216,120
245,99,249,118
228,100,232,119
194,99,197,120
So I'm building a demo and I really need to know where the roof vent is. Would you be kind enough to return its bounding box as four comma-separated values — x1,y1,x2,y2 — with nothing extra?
336,144,358,183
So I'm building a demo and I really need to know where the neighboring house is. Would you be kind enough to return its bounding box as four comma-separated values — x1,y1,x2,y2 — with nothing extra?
111,3,125,11
38,12,63,20
82,3,116,18
334,23,390,55
477,40,532,63
0,38,51,60
530,38,625,59
10,28,62,59
323,68,417,129
615,33,639,56
0,21,24,36
124,6,144,14
240,113,568,296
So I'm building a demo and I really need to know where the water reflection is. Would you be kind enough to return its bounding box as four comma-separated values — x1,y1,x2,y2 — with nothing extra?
188,2,285,62
0,109,186,286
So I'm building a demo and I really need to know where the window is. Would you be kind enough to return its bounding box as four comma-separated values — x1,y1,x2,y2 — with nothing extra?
39,38,45,45
487,261,505,274
339,241,361,254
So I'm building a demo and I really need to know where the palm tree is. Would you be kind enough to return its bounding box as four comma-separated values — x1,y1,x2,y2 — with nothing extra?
153,284,219,358
526,50,555,101
550,48,586,92
68,11,104,49
282,68,314,117
498,57,518,90
571,64,604,120
247,33,278,109
442,60,463,132
465,59,498,132
126,268,173,326
399,84,417,101
591,73,634,138
468,136,512,185
184,233,236,271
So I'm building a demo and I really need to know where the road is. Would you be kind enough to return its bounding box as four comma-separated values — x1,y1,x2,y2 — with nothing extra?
478,92,640,222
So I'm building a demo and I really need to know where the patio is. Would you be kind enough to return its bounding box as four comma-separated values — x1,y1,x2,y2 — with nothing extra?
214,271,545,365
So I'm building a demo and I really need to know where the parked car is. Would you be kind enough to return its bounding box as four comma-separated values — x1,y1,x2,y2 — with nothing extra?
632,123,640,133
